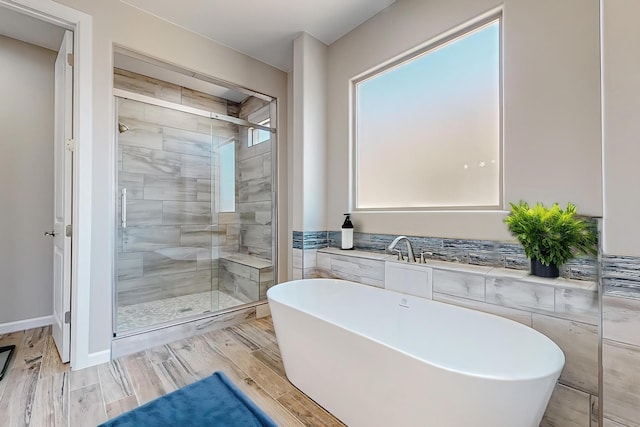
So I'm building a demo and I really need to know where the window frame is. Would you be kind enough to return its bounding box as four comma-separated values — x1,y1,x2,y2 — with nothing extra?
350,12,503,212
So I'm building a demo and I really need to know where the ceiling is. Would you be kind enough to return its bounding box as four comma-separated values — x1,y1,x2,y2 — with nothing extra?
121,0,396,71
0,6,66,51
0,1,395,102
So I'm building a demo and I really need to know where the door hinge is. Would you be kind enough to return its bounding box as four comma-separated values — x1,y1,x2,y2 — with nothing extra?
64,311,71,324
67,53,74,67
65,139,76,152
65,224,72,237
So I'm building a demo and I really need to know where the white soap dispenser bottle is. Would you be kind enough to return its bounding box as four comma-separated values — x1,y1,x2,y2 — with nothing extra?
341,214,354,250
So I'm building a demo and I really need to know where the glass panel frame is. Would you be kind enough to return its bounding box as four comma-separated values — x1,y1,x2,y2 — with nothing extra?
113,96,216,334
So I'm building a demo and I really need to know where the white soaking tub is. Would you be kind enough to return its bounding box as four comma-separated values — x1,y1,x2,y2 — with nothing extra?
267,278,564,427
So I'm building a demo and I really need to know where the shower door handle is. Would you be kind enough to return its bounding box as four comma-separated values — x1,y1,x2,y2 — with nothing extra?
121,188,127,228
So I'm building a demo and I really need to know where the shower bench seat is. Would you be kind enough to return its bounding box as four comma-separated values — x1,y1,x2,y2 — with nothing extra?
219,253,274,302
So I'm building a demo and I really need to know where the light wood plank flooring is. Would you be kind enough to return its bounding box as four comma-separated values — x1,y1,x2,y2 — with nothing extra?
0,317,343,427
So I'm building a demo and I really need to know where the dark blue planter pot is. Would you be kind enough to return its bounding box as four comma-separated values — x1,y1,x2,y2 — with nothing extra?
530,259,559,278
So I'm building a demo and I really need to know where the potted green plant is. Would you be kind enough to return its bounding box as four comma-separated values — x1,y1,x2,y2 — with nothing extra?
504,201,597,278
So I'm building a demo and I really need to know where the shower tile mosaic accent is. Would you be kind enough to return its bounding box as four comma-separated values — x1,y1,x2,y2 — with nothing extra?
292,231,303,249
292,231,328,249
298,230,598,281
602,254,640,298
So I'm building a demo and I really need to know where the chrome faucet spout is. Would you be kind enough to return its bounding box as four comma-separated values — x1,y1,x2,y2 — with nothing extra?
387,236,416,263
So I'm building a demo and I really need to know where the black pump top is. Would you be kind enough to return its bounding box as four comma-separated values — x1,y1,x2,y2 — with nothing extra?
342,214,353,229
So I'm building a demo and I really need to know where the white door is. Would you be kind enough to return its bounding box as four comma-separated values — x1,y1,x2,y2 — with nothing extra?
51,30,73,363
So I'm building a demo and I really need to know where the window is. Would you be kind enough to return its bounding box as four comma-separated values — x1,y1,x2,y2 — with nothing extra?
248,118,271,147
354,16,501,210
247,105,271,147
218,141,235,212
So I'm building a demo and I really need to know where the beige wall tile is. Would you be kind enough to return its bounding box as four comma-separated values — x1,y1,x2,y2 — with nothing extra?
180,87,227,114
432,270,485,301
292,249,303,269
603,295,640,347
533,314,599,395
433,293,532,326
256,303,271,318
556,287,599,325
303,249,317,269
603,339,640,426
486,277,555,312
115,68,182,103
330,253,385,281
541,383,591,427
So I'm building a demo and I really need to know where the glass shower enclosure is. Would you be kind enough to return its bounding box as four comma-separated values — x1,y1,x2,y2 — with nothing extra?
114,90,276,334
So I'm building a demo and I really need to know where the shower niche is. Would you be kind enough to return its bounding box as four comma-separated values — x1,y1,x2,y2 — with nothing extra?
113,56,276,335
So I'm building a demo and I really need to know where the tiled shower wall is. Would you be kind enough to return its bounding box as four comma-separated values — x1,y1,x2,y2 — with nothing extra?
237,97,273,260
115,69,241,306
115,69,275,310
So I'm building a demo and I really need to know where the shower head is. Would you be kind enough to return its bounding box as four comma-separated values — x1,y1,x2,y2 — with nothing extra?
118,122,130,133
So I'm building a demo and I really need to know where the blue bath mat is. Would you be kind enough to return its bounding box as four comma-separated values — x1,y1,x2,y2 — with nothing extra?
99,371,277,427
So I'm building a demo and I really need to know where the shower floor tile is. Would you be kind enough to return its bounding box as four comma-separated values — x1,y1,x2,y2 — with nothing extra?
117,290,250,332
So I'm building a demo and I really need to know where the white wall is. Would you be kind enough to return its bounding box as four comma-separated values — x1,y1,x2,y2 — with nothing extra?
291,33,328,232
326,0,602,240
291,36,304,231
601,0,640,256
55,0,289,355
0,35,55,324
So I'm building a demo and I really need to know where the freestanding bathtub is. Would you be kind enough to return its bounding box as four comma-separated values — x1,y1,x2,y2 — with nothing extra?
268,278,565,427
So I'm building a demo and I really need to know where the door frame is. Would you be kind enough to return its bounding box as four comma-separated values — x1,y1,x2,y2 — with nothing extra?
0,0,94,369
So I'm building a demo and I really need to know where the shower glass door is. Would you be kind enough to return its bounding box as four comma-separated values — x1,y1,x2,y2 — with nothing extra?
115,97,217,333
114,93,276,335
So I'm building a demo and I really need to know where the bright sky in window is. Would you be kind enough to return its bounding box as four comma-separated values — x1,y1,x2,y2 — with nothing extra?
356,20,500,209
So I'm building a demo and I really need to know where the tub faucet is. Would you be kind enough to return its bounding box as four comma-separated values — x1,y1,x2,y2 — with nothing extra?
387,236,416,263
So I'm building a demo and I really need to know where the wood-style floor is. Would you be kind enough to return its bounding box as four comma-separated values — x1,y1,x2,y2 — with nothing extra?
0,317,343,427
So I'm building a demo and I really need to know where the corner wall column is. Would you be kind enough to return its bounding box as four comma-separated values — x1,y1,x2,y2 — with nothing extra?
290,32,329,279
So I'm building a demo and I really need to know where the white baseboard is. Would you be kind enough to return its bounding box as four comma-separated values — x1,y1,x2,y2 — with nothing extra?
0,315,53,334
84,349,111,368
